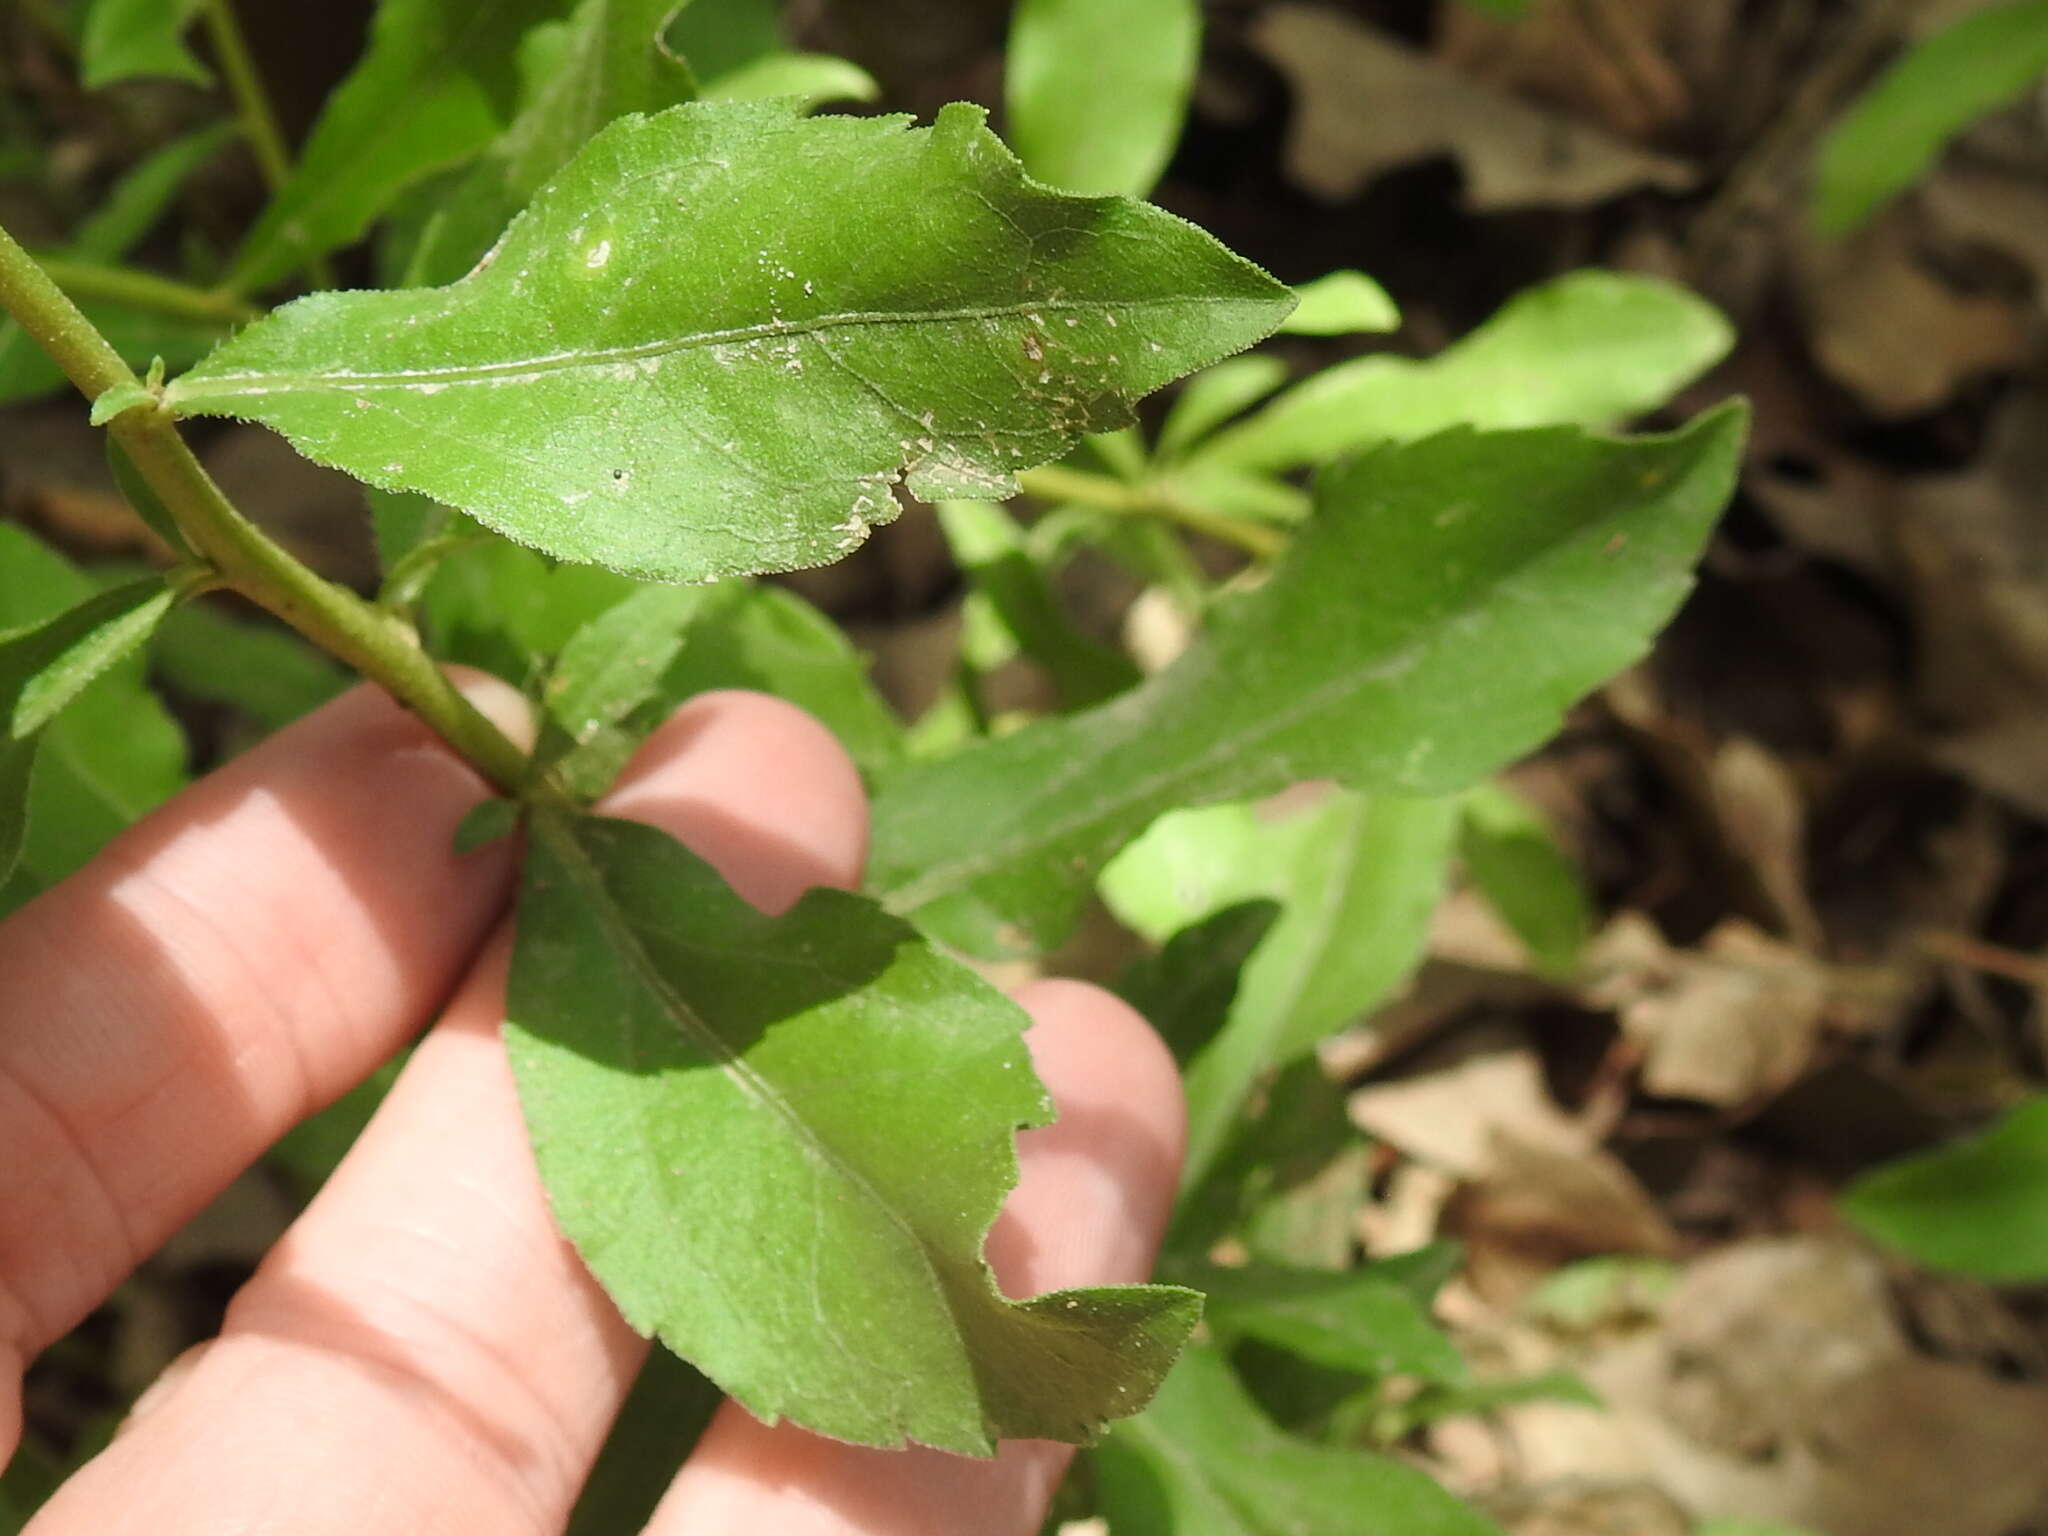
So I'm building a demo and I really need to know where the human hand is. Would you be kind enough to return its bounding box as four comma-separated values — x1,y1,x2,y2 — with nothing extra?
0,676,1186,1534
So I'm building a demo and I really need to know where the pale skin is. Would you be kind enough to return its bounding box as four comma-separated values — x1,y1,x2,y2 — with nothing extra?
0,676,1187,1534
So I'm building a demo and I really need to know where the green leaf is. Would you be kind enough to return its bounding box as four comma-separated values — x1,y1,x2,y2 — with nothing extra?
1006,0,1202,198
1199,271,1733,472
418,537,640,680
1459,0,1531,16
225,0,572,294
81,0,207,87
540,579,904,797
172,100,1291,583
0,531,182,894
1116,901,1280,1068
1093,1344,1501,1536
936,500,1141,711
1278,270,1400,336
1156,354,1291,460
1840,1096,2048,1283
506,808,1200,1451
1814,0,2048,234
454,796,520,852
1459,781,1591,978
870,405,1746,956
663,0,780,80
1695,1523,1827,1536
3,580,176,739
401,0,696,288
1170,1259,1467,1386
564,1347,722,1536
72,121,238,261
1104,792,1459,1187
699,52,878,107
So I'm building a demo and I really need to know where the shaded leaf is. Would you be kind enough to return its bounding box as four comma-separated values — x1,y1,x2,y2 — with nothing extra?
505,809,1200,1451
1279,270,1400,336
418,538,639,680
1814,1,2048,235
1840,1096,2048,1283
454,796,520,852
173,100,1292,583
225,0,571,293
1199,270,1733,472
3,580,175,740
81,0,206,87
1104,792,1458,1185
1116,900,1281,1068
565,1347,722,1536
1459,781,1591,978
870,406,1746,955
1093,1343,1501,1536
937,499,1141,711
1007,0,1202,198
73,121,238,261
402,0,696,288
662,0,780,79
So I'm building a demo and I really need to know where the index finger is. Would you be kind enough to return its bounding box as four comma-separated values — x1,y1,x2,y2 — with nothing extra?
0,671,530,1458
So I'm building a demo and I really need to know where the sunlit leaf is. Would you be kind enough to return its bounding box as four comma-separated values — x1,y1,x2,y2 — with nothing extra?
1007,0,1202,197
172,100,1291,583
1814,0,2048,234
1278,270,1399,336
1092,1344,1501,1536
1104,791,1458,1186
1459,781,1591,978
1198,271,1732,472
870,405,1746,955
505,809,1200,1451
225,0,571,293
1840,1096,2048,1283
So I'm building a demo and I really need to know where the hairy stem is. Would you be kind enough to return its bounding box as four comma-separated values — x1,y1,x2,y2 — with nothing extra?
1017,463,1288,560
198,0,340,293
0,223,527,793
34,253,263,326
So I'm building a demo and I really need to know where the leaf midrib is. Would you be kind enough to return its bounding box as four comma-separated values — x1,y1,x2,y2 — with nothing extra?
880,487,1680,917
533,813,969,1323
169,293,1236,402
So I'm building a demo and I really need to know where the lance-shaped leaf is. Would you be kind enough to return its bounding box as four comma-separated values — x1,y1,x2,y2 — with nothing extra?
169,99,1293,584
1007,0,1202,198
1092,1344,1501,1536
1103,791,1459,1187
0,576,177,885
869,405,1745,955
225,0,570,294
505,809,1201,1452
1197,270,1733,473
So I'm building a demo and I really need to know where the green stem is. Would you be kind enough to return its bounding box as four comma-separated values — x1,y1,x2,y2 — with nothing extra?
198,0,339,292
0,223,527,794
33,252,263,327
1017,463,1288,560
